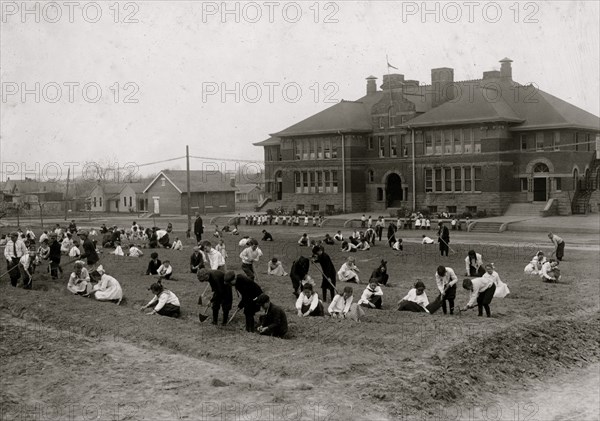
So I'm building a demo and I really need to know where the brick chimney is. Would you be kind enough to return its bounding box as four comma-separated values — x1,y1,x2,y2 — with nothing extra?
500,57,513,80
381,74,405,91
366,76,378,95
431,67,454,108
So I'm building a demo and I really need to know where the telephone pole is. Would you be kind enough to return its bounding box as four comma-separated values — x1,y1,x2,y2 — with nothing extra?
186,145,192,235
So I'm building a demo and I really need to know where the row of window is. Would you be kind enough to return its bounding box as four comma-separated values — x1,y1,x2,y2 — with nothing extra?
520,132,594,152
376,112,410,129
294,171,339,194
92,197,103,207
520,177,562,192
296,204,336,213
368,135,410,158
423,128,482,156
424,166,483,193
294,139,339,160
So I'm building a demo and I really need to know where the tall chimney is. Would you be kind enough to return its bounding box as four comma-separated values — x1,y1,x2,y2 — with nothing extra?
431,67,454,108
366,75,377,95
500,57,513,80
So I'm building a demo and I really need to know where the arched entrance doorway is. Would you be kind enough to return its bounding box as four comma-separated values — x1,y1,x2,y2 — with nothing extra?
533,163,549,202
386,173,403,207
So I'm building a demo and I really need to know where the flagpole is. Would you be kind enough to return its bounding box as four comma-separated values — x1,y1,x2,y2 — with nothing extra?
386,54,393,106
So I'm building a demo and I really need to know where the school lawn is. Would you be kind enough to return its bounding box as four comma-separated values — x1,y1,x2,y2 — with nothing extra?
1,225,599,421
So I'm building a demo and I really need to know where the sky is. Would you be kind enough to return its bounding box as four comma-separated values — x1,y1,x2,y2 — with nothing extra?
1,0,599,182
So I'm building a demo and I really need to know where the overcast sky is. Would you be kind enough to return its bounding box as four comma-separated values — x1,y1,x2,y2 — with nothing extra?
1,0,599,182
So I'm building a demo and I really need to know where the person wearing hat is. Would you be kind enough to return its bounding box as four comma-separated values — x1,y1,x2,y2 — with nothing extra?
190,246,205,273
78,230,99,267
224,271,263,332
88,265,123,304
4,231,28,287
141,281,180,318
312,245,337,303
255,294,288,338
398,280,430,313
197,268,232,325
239,239,262,281
48,233,63,279
67,261,91,295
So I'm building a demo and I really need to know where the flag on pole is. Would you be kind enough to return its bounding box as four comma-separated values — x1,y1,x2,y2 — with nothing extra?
386,55,398,70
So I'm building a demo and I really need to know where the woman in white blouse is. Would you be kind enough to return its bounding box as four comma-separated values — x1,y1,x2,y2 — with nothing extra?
398,280,430,313
88,265,123,304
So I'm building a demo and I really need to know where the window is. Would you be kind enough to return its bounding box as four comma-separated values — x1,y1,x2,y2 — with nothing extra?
473,129,481,154
295,141,302,160
296,204,305,212
425,132,433,155
367,136,373,150
444,168,452,192
555,178,562,191
390,136,398,157
93,197,97,207
302,171,309,193
326,204,335,214
309,140,316,160
161,178,166,187
311,204,319,212
587,134,592,152
425,169,433,192
99,197,102,207
444,130,453,154
332,171,338,193
454,130,462,154
324,171,331,193
466,206,477,214
454,167,462,192
428,206,438,214
324,139,332,159
309,172,316,193
575,133,579,151
302,140,309,160
379,137,385,158
435,168,442,192
388,109,395,128
535,132,544,151
317,141,323,159
464,167,472,191
463,128,472,153
368,170,374,183
379,117,385,129
434,131,442,155
520,134,527,151
377,188,383,201
295,172,301,193
115,200,119,209
446,206,457,214
553,132,560,151
520,178,528,192
332,138,339,159
474,167,482,191
129,196,132,207
403,145,409,157
401,135,408,156
317,172,324,193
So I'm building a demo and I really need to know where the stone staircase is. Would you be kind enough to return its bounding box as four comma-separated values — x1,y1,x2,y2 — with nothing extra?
468,221,505,233
503,203,547,217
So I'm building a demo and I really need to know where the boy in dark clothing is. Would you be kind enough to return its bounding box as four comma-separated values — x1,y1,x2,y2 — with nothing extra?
261,230,273,241
48,234,62,279
190,246,205,273
255,294,288,339
312,246,337,302
79,231,99,266
197,269,232,326
146,252,161,275
437,222,450,257
224,271,263,332
289,256,310,298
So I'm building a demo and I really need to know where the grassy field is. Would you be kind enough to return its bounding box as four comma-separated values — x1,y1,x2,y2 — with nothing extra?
1,223,599,421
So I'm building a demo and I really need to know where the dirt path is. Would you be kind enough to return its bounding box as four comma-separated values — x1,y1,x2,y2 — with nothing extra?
453,366,600,421
0,313,390,421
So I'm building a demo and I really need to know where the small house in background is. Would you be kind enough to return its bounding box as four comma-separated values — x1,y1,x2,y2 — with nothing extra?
143,170,236,215
235,184,263,203
1,178,64,209
88,182,147,213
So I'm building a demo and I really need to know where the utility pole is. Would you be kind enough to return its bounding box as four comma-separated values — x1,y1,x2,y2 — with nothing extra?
186,145,192,235
64,167,70,221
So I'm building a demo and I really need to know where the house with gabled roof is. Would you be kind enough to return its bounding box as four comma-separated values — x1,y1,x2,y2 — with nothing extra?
88,182,146,213
255,58,600,216
143,170,236,215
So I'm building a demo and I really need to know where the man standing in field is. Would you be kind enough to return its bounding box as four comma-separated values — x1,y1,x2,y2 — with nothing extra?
194,213,204,243
437,221,450,257
4,232,28,287
548,232,565,261
239,239,263,281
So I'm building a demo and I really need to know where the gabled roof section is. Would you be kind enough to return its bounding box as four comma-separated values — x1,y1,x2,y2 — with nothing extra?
144,170,237,194
271,99,376,137
236,184,262,194
253,136,280,146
